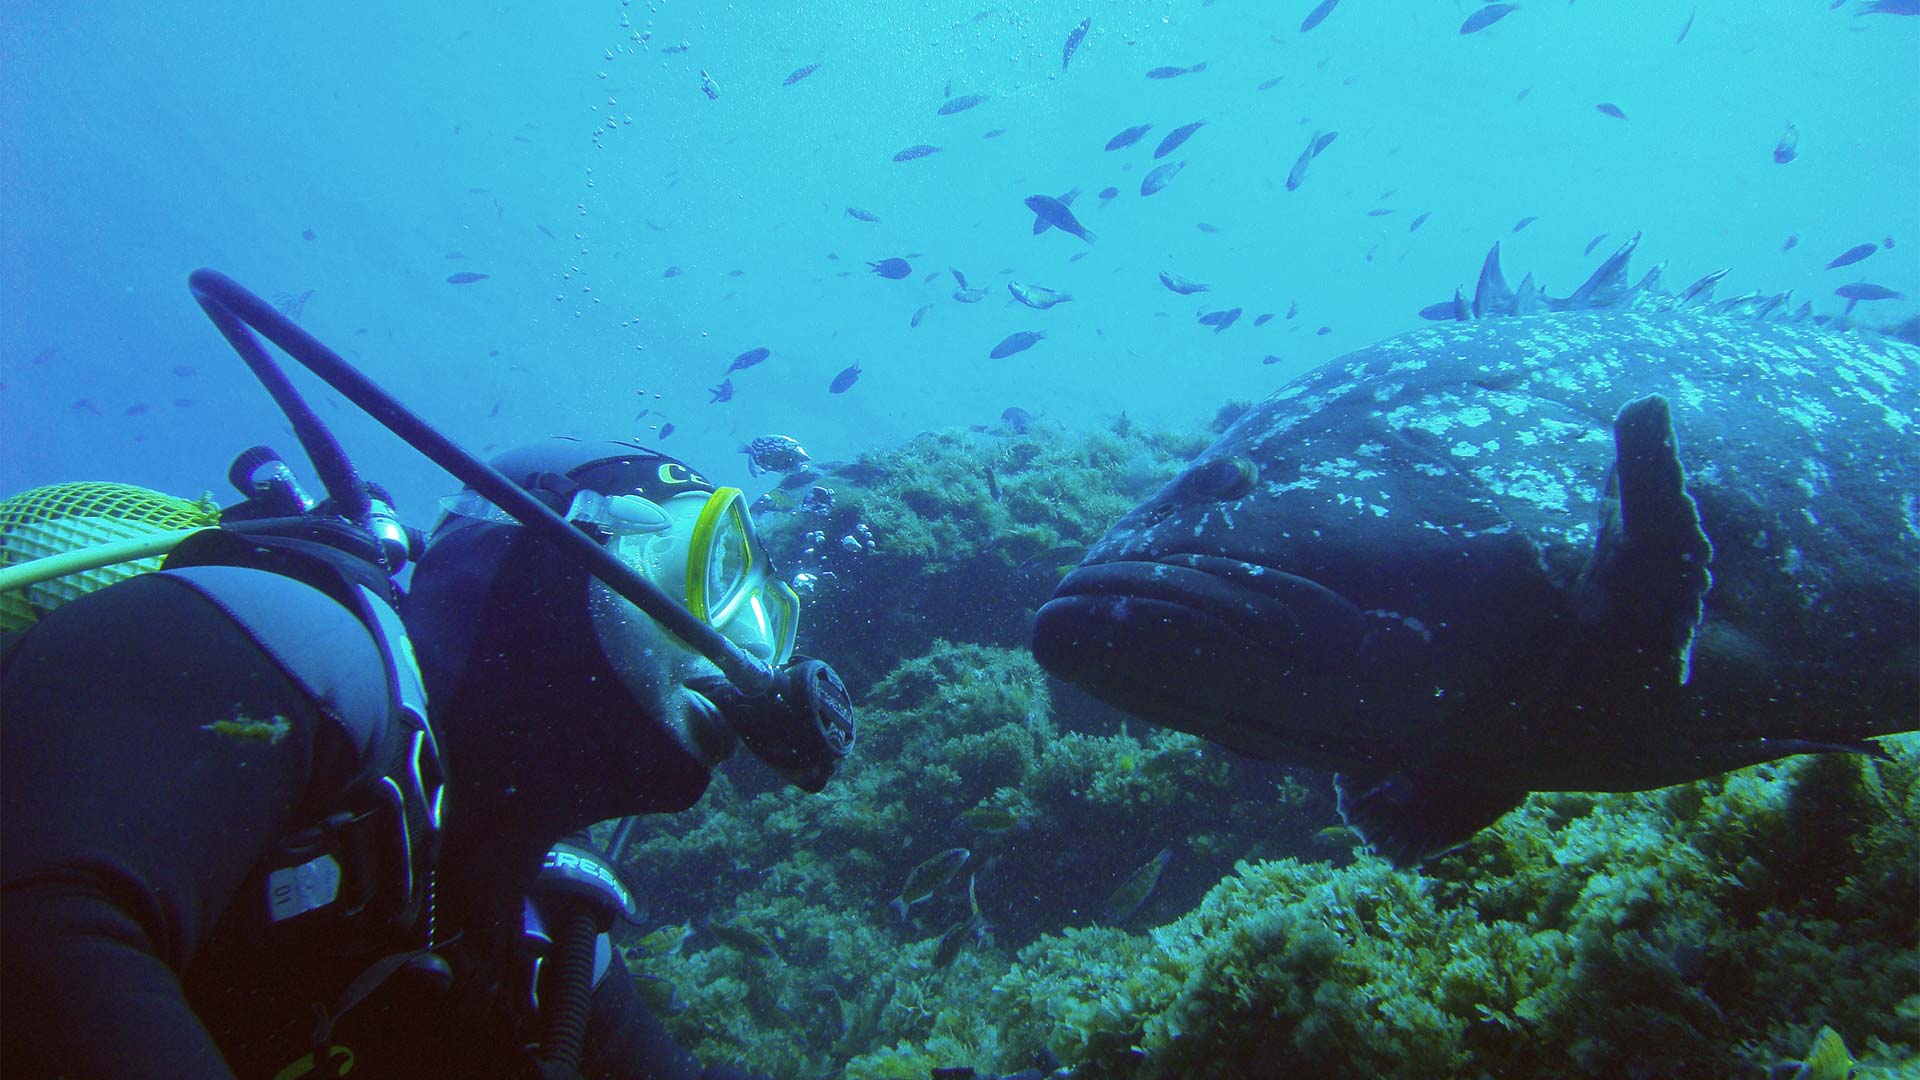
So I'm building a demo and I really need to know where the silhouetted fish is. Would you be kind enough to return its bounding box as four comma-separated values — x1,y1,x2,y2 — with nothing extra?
938,93,989,116
1826,243,1877,270
1105,123,1153,151
1300,0,1341,32
1063,17,1090,71
784,62,821,85
1459,3,1518,34
1154,120,1207,159
990,331,1046,359
1146,62,1206,79
1141,160,1186,196
1596,102,1628,120
446,272,489,284
829,363,862,393
845,207,880,223
1025,195,1095,244
893,144,942,162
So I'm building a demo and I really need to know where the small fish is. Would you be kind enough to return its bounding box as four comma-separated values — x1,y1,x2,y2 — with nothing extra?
1782,234,1799,252
663,265,682,278
1772,1025,1854,1080
1261,355,1283,365
634,922,692,957
982,129,1005,139
727,346,771,374
1300,0,1342,33
1105,123,1153,151
845,207,880,223
911,303,933,327
1098,186,1119,204
1062,17,1090,72
1826,243,1877,269
698,70,720,100
1365,209,1395,218
1310,130,1339,157
1676,9,1695,44
1773,123,1799,165
983,464,1001,503
632,974,688,1017
1595,102,1628,120
446,271,489,284
706,919,777,959
931,919,973,968
301,228,317,241
1315,325,1332,336
1409,211,1431,232
444,252,466,260
1285,141,1315,191
990,331,1046,359
938,93,989,116
1286,301,1299,319
1146,62,1206,79
1584,232,1609,256
1154,120,1207,159
1513,215,1538,233
537,224,557,239
955,805,1019,833
951,267,971,288
1098,847,1171,925
1141,160,1186,196
1159,270,1210,295
123,403,150,417
1025,194,1096,244
1834,282,1904,301
742,434,810,477
1313,824,1359,846
1459,4,1518,35
1254,313,1275,326
829,362,862,393
1257,75,1284,91
1009,281,1073,309
662,42,690,54
888,847,970,921
1198,307,1242,334
783,62,821,85
869,257,913,279
709,378,734,404
953,286,988,303
71,398,100,415
1030,189,1080,235
1196,222,1221,233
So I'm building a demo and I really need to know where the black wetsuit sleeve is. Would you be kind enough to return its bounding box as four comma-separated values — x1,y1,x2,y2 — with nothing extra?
1,574,360,1079
579,949,765,1080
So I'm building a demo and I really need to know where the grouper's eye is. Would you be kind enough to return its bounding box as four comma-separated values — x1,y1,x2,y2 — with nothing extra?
1180,456,1257,502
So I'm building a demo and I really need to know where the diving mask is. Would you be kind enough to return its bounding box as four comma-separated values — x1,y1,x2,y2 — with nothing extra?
438,484,800,667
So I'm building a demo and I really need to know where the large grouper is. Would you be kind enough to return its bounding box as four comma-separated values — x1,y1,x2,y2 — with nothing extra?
1032,236,1918,865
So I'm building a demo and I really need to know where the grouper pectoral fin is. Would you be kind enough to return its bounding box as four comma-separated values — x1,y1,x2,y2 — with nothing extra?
1333,771,1528,868
1577,394,1715,685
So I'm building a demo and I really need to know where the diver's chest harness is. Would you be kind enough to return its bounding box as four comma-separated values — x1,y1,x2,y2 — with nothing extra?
162,518,631,1078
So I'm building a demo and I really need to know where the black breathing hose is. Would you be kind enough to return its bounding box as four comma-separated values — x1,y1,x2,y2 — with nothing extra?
538,907,599,1072
186,268,773,695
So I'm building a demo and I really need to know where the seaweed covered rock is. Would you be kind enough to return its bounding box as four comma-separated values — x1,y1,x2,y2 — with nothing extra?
757,416,1208,689
979,738,1919,1079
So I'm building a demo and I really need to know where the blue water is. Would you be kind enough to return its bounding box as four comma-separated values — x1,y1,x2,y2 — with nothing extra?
2,0,1915,516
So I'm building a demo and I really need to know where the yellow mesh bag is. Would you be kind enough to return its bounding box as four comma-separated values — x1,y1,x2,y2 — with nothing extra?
0,482,221,634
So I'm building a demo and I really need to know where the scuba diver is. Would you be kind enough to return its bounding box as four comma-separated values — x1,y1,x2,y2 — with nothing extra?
0,271,855,1078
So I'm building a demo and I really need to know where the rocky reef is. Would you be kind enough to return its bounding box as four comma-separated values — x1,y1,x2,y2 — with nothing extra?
613,413,1916,1079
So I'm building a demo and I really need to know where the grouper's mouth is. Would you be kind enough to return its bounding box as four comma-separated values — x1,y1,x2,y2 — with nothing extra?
1031,554,1368,756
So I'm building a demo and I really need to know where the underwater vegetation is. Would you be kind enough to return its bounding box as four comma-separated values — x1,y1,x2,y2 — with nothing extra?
757,412,1214,689
620,419,1915,1079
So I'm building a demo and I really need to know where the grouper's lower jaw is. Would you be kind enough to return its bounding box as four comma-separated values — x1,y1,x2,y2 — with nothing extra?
1030,557,1369,762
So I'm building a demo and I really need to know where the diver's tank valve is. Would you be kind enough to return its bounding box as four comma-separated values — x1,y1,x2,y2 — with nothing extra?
228,445,313,519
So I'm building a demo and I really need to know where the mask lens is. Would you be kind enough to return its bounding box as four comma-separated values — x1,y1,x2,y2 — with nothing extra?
689,489,753,622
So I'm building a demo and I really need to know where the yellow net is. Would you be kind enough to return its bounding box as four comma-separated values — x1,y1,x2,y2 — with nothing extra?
0,482,221,634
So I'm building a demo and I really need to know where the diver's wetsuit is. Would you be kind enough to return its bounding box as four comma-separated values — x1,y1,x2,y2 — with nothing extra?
0,568,747,1080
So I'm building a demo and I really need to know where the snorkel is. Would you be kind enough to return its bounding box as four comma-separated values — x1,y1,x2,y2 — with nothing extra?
187,268,777,697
